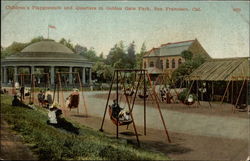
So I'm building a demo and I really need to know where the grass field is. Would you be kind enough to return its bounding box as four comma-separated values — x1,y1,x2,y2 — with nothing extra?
1,94,169,160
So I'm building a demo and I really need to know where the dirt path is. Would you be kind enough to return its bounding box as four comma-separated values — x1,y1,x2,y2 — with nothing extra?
57,91,249,160
0,119,38,160
65,91,249,140
66,112,249,161
10,90,249,160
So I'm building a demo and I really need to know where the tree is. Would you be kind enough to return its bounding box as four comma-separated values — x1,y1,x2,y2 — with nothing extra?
172,54,206,80
92,62,114,82
106,41,127,68
181,50,193,60
1,41,28,58
74,44,87,54
127,41,136,68
59,38,75,52
29,36,44,44
136,42,147,69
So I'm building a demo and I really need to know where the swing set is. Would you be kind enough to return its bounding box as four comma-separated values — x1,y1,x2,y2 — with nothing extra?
52,72,88,117
14,73,50,104
99,69,171,146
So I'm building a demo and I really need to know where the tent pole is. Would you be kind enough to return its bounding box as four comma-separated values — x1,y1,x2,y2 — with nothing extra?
220,80,231,105
211,81,214,101
233,79,246,113
231,81,234,104
184,79,195,106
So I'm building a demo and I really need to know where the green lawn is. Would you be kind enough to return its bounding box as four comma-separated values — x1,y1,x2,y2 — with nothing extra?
1,94,169,160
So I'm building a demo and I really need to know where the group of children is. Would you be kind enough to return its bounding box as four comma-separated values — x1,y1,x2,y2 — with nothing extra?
10,87,80,135
160,87,173,103
37,89,53,107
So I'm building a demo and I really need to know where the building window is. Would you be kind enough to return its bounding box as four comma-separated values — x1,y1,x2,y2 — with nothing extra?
178,58,182,66
160,60,163,69
144,62,147,68
166,59,169,68
149,61,154,67
172,59,175,68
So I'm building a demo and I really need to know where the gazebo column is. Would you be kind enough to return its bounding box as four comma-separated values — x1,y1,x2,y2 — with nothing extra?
89,68,92,84
50,66,55,85
14,66,18,83
1,67,3,83
82,67,86,85
69,66,73,85
31,66,35,82
3,66,7,84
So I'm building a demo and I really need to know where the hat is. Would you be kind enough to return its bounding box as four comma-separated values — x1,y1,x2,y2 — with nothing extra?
74,88,79,92
50,102,59,108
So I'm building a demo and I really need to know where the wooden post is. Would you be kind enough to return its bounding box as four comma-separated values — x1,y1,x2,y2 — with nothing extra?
99,71,115,132
220,81,231,105
231,81,234,104
77,72,88,116
211,81,214,101
146,71,171,143
184,80,195,105
144,70,146,135
116,70,119,139
233,79,246,113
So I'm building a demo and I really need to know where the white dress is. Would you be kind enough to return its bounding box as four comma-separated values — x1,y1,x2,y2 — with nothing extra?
48,111,57,124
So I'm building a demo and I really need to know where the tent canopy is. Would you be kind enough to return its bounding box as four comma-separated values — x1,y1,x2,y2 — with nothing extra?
187,57,250,81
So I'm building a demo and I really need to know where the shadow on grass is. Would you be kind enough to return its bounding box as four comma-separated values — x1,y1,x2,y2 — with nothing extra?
142,140,192,155
120,131,142,136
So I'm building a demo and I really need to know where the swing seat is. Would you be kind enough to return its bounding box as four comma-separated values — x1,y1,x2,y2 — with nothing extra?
68,94,79,109
124,89,134,96
181,100,195,105
236,104,247,112
108,105,133,126
138,94,148,99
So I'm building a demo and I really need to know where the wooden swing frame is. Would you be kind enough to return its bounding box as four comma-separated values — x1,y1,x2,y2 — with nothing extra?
14,73,50,104
99,69,171,147
54,72,88,117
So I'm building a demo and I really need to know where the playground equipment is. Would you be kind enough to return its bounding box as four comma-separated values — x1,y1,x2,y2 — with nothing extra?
14,73,50,104
154,73,187,104
184,76,212,108
99,69,171,146
53,72,88,116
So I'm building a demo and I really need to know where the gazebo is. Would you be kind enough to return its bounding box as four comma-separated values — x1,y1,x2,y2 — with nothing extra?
1,40,93,86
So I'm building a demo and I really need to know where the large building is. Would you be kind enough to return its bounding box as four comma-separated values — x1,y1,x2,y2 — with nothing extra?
1,40,93,87
143,39,210,77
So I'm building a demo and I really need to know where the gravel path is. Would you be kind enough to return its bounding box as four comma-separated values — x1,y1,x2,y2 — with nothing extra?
62,91,249,140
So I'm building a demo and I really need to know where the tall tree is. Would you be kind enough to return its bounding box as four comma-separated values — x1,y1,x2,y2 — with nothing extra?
59,38,75,52
136,42,147,69
127,41,136,68
74,44,87,54
106,41,127,68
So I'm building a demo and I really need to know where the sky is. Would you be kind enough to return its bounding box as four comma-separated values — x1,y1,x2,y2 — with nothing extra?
1,1,249,58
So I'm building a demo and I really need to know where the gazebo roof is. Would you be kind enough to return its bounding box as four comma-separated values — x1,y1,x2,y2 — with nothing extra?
21,40,74,54
1,40,92,67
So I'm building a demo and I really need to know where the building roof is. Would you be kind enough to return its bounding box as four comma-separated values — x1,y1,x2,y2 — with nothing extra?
144,40,194,58
1,40,92,67
21,40,74,54
188,57,250,81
